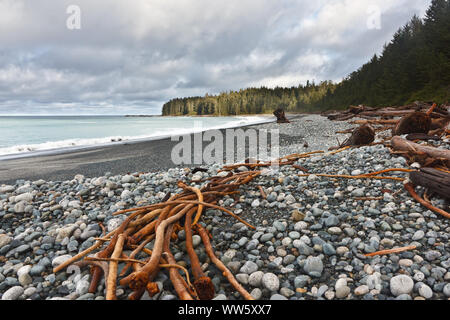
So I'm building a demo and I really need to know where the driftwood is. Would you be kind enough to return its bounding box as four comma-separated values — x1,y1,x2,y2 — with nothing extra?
326,103,449,124
406,133,441,141
431,117,450,130
339,124,375,148
350,119,399,125
391,136,450,162
273,108,290,123
326,105,377,121
409,168,450,200
358,110,444,119
405,183,450,219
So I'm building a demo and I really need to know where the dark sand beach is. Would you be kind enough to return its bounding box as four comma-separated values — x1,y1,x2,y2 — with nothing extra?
0,119,278,184
0,115,311,184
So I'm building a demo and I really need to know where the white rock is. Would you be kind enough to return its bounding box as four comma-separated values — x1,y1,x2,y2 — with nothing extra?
390,275,414,296
121,175,136,183
120,190,133,199
235,274,249,285
17,265,32,277
76,280,90,296
367,272,382,290
0,234,12,248
74,174,85,182
217,171,229,177
413,271,425,282
333,191,344,199
14,202,26,213
2,286,24,300
335,286,350,299
324,290,335,300
52,254,73,267
335,278,347,290
248,271,265,287
56,225,77,242
418,283,433,299
19,273,32,286
399,259,413,267
443,283,450,297
294,221,308,231
328,227,342,235
192,235,201,248
0,185,15,193
336,246,349,255
262,273,280,292
107,218,123,232
412,230,425,241
23,287,37,297
251,199,260,208
33,179,46,186
411,162,421,169
92,177,106,186
285,194,296,204
14,192,33,203
68,200,81,208
250,288,262,300
354,285,369,296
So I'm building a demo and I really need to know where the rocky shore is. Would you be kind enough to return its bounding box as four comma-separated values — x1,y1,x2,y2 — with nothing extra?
0,115,449,300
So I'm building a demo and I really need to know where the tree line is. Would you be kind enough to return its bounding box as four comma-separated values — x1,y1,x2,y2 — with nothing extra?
162,0,449,116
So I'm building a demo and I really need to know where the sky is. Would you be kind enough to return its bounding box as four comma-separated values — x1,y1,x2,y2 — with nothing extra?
0,0,431,115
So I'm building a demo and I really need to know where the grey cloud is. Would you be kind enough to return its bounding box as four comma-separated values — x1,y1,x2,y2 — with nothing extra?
0,0,431,114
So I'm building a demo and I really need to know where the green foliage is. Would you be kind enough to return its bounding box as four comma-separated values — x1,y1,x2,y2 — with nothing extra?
162,81,336,115
327,0,450,109
162,0,450,116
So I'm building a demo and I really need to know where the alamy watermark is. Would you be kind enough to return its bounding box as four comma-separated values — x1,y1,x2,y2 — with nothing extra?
367,5,381,30
66,5,81,30
171,123,280,173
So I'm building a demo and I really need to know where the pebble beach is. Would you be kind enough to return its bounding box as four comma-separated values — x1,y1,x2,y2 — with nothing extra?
0,114,449,301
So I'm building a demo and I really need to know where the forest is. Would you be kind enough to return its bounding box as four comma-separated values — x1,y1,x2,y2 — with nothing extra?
162,0,450,116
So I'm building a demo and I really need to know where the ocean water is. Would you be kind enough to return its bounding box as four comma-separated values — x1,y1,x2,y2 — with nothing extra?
0,115,271,158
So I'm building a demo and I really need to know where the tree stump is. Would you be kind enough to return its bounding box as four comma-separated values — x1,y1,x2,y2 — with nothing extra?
273,108,290,123
392,112,431,136
340,124,375,147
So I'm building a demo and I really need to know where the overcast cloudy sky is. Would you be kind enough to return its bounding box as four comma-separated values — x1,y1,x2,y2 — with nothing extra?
0,0,430,115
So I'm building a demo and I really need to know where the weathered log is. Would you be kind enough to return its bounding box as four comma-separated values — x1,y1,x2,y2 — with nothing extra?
340,124,375,147
348,105,365,114
391,136,450,162
359,110,443,119
430,117,450,130
406,133,441,141
351,119,399,125
433,104,450,116
331,114,356,121
409,168,450,200
391,136,450,168
273,108,290,123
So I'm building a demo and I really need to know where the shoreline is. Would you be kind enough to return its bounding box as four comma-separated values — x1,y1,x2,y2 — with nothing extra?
0,115,281,184
0,115,274,161
0,113,341,184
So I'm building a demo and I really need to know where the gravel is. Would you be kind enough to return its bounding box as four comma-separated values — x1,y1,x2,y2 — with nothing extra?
0,115,449,300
